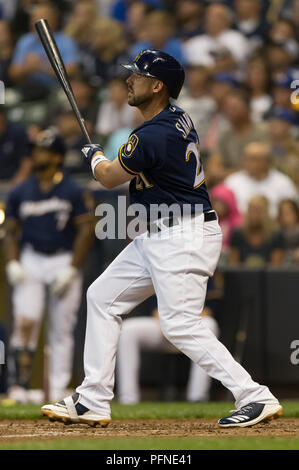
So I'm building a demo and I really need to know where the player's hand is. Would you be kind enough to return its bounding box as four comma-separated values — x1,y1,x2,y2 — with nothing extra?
6,260,26,286
50,265,78,297
81,144,104,165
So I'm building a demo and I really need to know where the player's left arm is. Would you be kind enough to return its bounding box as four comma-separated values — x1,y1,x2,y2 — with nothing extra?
93,155,134,189
71,213,95,269
82,144,134,189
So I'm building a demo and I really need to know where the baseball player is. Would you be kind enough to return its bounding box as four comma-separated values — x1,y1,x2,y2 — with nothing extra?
42,50,282,427
4,128,94,403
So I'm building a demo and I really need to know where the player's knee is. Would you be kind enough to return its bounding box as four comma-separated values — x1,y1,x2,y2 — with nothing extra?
15,317,38,345
86,282,107,316
159,321,177,343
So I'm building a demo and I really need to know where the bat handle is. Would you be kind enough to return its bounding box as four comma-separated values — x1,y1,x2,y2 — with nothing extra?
79,118,92,144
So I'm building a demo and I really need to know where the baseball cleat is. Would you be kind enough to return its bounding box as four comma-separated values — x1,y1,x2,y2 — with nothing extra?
218,402,283,428
41,393,111,427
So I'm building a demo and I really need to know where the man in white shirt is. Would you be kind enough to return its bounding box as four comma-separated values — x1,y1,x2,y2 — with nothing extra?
225,142,298,217
183,3,250,77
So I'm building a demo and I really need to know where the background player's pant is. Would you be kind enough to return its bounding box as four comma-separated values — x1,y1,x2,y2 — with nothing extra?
10,246,82,400
76,214,279,416
116,315,219,404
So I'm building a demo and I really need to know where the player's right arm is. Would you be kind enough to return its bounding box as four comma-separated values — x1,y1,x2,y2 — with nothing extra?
4,218,21,262
3,217,26,286
4,188,26,285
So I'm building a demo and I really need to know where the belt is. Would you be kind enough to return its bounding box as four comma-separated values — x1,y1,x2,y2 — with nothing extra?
27,246,69,256
146,211,217,233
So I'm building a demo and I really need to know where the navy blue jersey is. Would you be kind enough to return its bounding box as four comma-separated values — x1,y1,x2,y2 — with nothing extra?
5,173,90,252
118,104,212,219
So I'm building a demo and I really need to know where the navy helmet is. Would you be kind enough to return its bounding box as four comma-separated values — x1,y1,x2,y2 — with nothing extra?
122,49,185,99
31,128,66,156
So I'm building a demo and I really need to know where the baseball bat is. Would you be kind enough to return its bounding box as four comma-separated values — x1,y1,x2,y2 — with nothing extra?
35,18,92,144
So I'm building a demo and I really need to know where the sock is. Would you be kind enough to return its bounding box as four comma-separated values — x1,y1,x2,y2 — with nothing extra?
8,348,35,389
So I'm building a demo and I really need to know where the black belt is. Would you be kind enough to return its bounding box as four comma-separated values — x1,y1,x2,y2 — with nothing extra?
146,211,217,233
30,247,68,256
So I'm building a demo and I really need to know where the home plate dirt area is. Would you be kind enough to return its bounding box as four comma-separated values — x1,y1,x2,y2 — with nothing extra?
0,418,298,442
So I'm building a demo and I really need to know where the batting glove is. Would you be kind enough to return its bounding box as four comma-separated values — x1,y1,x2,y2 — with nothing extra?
50,265,79,297
81,144,104,165
6,260,26,286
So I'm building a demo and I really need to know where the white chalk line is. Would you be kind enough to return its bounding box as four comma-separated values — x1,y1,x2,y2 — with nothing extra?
1,431,79,439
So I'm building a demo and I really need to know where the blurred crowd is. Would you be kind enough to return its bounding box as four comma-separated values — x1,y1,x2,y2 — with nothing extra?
0,0,298,267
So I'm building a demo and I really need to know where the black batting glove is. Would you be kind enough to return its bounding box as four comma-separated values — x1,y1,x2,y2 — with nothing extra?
82,144,104,166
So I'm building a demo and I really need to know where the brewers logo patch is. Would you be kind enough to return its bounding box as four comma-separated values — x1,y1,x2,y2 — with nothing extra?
124,134,139,157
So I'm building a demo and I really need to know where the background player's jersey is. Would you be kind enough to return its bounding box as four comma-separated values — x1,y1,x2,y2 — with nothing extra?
5,173,90,253
118,104,212,219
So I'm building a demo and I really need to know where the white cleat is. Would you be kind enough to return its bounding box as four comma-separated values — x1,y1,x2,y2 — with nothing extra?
41,393,111,427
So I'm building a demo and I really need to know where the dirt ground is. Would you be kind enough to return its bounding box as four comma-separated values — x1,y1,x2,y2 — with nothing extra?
0,418,298,442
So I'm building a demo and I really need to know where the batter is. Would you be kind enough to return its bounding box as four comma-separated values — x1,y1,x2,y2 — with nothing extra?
42,50,282,428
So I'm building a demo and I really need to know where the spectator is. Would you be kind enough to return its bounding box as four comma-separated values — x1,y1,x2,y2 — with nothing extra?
245,55,272,122
95,77,138,138
89,17,130,85
111,0,162,23
225,142,298,217
293,0,299,32
0,20,13,85
213,90,269,174
268,108,299,188
130,10,184,65
9,4,79,100
0,108,32,184
210,182,243,254
234,0,268,54
229,194,285,267
183,3,250,76
278,199,299,264
269,16,297,42
126,0,158,43
176,65,215,142
201,73,236,156
175,0,204,41
266,39,299,80
64,0,98,77
116,307,219,404
47,74,98,132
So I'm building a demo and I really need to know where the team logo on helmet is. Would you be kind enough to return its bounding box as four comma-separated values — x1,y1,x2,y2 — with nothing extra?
35,127,57,148
124,134,139,157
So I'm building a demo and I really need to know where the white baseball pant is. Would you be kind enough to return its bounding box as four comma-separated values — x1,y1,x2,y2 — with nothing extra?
116,315,219,404
10,245,82,400
76,213,279,416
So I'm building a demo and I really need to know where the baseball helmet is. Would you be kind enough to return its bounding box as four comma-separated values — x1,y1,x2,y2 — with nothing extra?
122,49,185,99
31,128,66,156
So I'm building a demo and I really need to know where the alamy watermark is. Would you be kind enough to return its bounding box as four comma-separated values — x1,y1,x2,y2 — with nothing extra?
290,340,299,365
94,197,205,241
0,340,4,365
0,81,5,104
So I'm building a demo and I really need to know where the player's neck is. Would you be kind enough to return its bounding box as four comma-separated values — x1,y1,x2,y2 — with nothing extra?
139,98,169,122
36,168,62,191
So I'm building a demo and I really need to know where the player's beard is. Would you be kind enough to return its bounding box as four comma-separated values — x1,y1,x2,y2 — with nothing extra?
127,89,151,107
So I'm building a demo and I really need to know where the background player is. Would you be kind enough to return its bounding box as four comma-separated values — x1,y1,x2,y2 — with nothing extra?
42,50,282,428
4,128,94,403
